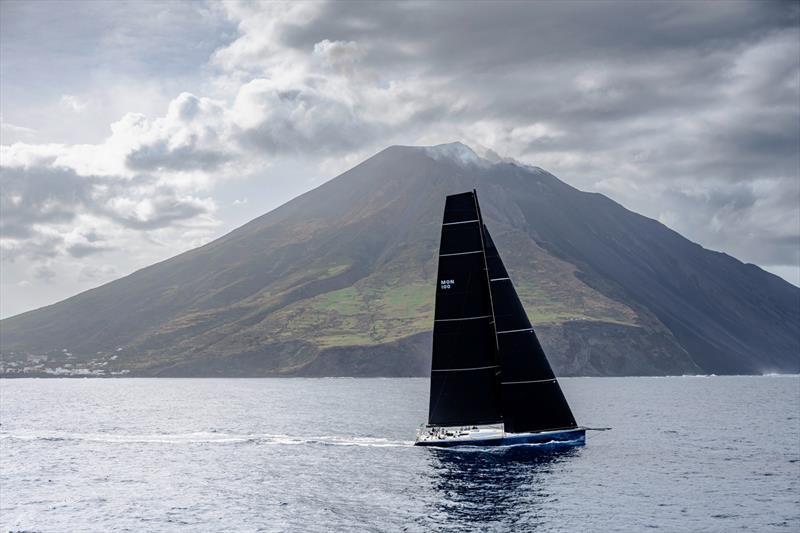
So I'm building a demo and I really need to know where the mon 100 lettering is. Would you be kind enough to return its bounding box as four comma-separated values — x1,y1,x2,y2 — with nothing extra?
440,279,454,289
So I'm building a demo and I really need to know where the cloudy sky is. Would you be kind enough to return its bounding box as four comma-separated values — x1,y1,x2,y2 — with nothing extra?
1,0,798,318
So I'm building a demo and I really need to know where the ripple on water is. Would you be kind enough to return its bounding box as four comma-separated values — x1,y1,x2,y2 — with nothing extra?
1,376,798,532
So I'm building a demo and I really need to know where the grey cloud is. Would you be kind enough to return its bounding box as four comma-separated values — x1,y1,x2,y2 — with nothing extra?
654,176,799,268
79,264,117,281
102,185,211,231
313,39,365,77
233,84,376,155
66,243,114,258
126,140,232,172
33,264,56,282
760,235,800,267
663,185,758,220
65,229,114,258
278,2,797,153
229,0,800,271
84,231,101,243
1,234,62,262
283,1,797,70
0,166,213,260
0,166,92,239
1,1,237,103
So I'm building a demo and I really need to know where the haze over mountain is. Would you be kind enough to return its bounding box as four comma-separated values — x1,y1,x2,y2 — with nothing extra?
1,143,797,377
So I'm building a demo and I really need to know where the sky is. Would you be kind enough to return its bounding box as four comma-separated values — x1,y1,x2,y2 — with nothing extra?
1,0,798,319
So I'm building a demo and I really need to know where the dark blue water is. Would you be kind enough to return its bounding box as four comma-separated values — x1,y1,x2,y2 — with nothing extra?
1,377,798,532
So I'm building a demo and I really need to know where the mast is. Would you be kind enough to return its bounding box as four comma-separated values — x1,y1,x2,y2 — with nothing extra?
473,190,500,354
427,191,502,427
482,224,578,433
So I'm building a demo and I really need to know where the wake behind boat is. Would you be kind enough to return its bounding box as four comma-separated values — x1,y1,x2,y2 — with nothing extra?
415,190,585,448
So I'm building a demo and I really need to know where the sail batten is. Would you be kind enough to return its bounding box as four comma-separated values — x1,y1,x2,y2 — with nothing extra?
434,315,493,322
502,378,556,384
432,365,499,372
439,250,483,257
497,327,535,334
442,219,480,226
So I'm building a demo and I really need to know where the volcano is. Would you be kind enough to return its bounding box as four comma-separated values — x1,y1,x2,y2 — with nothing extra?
2,143,798,376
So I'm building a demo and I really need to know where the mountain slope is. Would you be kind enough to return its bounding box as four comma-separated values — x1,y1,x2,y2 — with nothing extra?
2,143,798,376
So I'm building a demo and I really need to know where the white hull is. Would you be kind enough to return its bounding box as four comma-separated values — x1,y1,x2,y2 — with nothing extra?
414,425,585,447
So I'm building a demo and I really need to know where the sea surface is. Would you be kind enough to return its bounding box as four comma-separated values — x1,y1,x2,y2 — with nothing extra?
1,376,798,532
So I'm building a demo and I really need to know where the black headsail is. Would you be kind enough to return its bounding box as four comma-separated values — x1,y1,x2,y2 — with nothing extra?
428,191,502,426
482,223,578,433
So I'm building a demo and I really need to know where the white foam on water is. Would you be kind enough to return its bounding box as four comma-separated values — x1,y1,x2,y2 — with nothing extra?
0,431,413,448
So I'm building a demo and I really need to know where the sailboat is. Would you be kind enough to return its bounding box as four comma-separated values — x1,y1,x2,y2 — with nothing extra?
415,190,585,447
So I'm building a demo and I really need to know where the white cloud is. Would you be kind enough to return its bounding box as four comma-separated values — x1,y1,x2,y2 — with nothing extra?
59,94,88,113
0,158,218,264
0,118,36,139
211,1,322,75
313,39,366,77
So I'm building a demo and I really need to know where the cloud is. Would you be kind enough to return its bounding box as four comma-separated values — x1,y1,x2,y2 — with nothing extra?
0,165,92,239
1,0,798,316
100,184,215,231
66,243,113,258
230,76,376,155
255,1,794,272
60,95,88,113
63,229,114,258
124,93,236,173
126,141,232,173
0,162,216,261
313,39,366,77
79,264,117,281
33,264,56,282
0,117,36,139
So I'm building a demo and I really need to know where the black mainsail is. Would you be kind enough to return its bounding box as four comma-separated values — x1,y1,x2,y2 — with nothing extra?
427,190,577,434
428,192,502,426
